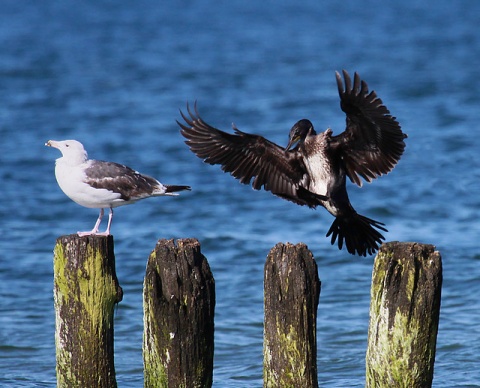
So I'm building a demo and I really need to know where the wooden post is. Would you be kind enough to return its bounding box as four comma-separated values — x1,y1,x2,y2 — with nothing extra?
263,242,321,388
53,235,123,388
366,242,442,388
143,238,215,388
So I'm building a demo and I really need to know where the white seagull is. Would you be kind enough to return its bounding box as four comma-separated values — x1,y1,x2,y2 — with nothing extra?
46,139,191,236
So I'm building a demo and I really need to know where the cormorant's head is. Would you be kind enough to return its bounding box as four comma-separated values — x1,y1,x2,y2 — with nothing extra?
285,119,316,151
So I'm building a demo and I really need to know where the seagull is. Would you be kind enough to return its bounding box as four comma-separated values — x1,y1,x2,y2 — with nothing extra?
177,70,407,256
46,139,191,236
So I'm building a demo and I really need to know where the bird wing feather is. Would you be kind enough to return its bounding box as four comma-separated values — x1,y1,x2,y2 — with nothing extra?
331,70,407,187
84,161,160,201
178,103,318,207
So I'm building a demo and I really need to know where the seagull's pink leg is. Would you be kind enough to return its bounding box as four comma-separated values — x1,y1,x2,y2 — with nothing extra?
92,209,105,233
78,208,104,236
96,207,113,236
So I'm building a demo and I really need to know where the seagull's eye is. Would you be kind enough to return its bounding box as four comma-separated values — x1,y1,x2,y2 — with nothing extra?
66,144,69,147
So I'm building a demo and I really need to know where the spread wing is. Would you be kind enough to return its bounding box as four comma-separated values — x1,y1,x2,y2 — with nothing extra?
178,103,325,207
331,70,407,186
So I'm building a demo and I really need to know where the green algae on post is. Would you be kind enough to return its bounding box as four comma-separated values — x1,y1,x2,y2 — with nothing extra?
53,234,123,388
143,238,215,388
263,243,321,388
366,242,442,388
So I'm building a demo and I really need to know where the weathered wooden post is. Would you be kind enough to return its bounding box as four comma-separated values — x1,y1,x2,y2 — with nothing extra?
366,242,442,388
263,242,321,388
143,238,215,388
53,235,123,388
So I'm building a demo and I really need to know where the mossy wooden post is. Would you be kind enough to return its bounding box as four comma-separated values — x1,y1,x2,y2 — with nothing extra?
143,238,215,388
263,242,321,388
366,242,442,388
53,234,123,388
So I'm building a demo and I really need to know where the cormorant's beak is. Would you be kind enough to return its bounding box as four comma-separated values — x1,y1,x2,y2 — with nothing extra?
285,136,298,151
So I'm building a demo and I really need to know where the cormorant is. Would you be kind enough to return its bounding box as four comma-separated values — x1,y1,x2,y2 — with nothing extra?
177,70,406,256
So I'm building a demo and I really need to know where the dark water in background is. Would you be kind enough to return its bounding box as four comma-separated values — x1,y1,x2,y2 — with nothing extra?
1,1,480,386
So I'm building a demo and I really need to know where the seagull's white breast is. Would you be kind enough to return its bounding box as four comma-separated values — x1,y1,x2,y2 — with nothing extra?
55,160,122,209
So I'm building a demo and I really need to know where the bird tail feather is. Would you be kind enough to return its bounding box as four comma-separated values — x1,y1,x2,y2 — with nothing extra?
164,185,191,195
326,212,387,256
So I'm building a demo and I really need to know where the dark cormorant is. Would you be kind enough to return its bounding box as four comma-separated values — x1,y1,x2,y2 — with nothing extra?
177,70,407,256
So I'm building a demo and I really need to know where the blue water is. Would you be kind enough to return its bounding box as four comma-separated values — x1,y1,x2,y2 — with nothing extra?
1,1,479,386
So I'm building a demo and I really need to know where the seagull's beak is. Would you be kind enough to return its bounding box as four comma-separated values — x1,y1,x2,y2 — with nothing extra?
45,140,58,148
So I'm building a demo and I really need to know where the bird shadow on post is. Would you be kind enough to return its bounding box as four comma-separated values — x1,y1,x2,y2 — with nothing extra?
366,241,442,388
53,235,123,388
263,242,321,388
143,238,215,388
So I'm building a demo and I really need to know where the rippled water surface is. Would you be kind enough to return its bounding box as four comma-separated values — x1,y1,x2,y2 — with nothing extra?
1,1,480,386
